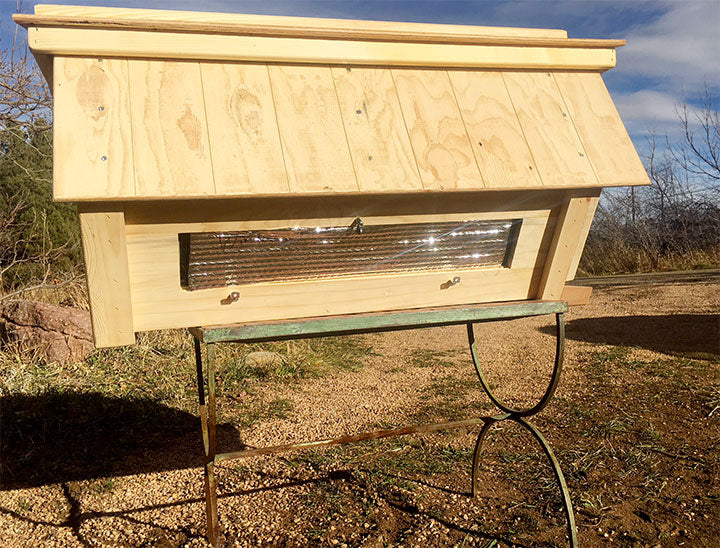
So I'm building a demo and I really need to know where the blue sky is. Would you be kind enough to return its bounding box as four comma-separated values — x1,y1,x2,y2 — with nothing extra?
2,0,719,153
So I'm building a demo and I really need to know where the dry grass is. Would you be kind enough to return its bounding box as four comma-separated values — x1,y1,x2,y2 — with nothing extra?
578,245,719,277
1,275,719,547
1,281,371,414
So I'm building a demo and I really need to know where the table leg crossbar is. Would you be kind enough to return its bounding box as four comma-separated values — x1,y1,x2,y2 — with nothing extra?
193,311,577,547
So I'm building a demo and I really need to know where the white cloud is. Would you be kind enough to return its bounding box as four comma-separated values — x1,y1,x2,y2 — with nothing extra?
613,89,709,144
614,90,684,124
618,0,720,93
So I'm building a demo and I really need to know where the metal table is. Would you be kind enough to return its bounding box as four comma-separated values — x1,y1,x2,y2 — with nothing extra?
190,300,577,546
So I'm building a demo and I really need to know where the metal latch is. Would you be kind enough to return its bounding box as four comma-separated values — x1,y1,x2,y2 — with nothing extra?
221,291,240,305
440,276,461,290
348,217,364,234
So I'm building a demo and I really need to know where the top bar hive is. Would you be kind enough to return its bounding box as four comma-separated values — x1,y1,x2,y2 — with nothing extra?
15,5,649,347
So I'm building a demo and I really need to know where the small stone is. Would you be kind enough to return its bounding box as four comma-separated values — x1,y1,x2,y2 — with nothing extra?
244,351,285,375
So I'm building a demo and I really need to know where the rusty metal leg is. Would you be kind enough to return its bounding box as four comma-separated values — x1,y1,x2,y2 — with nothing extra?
195,339,219,546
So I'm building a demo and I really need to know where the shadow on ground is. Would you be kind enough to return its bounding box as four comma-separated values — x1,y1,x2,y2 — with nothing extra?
0,392,241,490
540,314,720,358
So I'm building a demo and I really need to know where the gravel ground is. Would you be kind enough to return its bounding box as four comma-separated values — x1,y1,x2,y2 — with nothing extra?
1,271,718,547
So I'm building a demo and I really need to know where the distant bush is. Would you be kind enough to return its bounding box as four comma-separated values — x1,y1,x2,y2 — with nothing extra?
0,122,81,290
578,91,719,276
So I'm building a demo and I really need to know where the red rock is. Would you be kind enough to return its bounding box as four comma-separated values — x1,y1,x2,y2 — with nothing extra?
0,300,94,363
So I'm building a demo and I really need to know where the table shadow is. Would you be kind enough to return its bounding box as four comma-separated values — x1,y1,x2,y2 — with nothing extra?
0,391,241,490
540,314,719,358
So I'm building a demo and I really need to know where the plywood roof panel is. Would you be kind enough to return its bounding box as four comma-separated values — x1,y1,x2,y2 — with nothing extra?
127,60,214,197
554,72,649,186
331,67,423,192
37,6,648,201
201,63,289,195
501,71,599,187
449,71,543,188
393,69,483,190
53,57,135,199
52,60,649,200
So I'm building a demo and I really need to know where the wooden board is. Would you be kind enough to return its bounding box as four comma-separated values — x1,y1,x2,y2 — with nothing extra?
31,5,570,40
560,285,593,306
127,59,214,196
502,71,599,187
448,71,542,188
331,67,422,191
27,28,617,71
194,300,569,343
566,193,600,280
268,66,358,193
78,206,134,347
393,69,482,190
53,57,135,199
537,190,600,299
121,192,561,332
554,72,650,186
122,190,564,228
201,63,288,194
51,61,644,200
125,216,551,332
33,53,53,88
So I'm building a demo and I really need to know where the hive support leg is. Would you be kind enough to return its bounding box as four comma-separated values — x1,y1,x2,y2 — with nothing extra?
195,339,219,546
467,313,577,547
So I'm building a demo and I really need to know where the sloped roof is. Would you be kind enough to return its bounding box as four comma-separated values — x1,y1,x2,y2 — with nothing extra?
15,5,650,200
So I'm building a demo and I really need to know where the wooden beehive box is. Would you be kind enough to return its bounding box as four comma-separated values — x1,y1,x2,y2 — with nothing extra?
15,5,649,348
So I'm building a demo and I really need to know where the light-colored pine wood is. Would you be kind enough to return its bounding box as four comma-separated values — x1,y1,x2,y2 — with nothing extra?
448,71,542,188
31,5,570,40
18,14,627,49
566,193,600,280
27,28,617,70
393,69,482,190
53,57,135,199
49,61,646,201
537,191,598,299
125,215,551,332
268,65,358,193
33,53,53,88
502,71,599,188
554,72,650,186
331,67,421,191
127,59,214,196
122,190,565,230
201,63,288,194
121,192,559,332
78,206,134,347
560,285,593,306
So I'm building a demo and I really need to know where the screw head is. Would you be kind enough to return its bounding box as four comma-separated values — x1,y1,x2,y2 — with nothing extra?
100,156,107,161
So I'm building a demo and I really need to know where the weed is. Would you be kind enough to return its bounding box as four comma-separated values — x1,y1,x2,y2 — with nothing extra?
16,498,32,512
91,478,117,494
408,348,456,369
583,347,631,377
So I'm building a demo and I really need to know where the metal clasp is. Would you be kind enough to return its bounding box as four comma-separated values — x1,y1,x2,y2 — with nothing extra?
348,217,364,234
220,291,240,305
440,276,461,290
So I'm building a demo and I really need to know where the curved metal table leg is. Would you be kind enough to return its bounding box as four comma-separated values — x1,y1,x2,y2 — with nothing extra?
467,313,565,417
468,312,577,547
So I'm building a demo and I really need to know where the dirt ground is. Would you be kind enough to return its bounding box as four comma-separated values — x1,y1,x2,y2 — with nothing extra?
1,271,719,547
